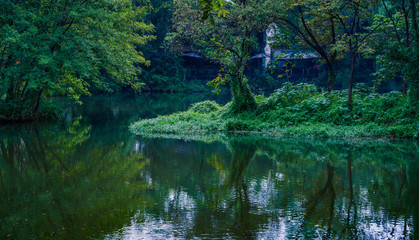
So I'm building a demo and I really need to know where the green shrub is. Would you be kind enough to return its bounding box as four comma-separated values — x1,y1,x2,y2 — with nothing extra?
225,119,250,131
189,101,221,113
267,82,319,108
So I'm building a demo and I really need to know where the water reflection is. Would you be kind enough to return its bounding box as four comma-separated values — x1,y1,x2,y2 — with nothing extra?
0,118,150,240
0,93,228,240
127,136,418,239
1,93,418,239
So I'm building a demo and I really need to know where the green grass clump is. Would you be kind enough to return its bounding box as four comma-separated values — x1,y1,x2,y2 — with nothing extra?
189,100,221,113
130,83,419,139
130,108,225,135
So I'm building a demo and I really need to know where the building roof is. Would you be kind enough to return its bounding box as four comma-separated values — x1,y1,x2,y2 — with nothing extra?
183,52,203,58
273,50,317,60
251,53,270,59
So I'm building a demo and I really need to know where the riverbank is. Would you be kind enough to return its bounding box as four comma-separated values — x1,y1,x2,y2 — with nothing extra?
0,99,62,123
130,83,418,140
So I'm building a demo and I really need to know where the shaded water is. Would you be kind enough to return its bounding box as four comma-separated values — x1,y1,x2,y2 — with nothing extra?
0,93,418,239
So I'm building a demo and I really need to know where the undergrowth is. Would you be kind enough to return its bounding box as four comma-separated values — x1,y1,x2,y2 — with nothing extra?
130,83,419,139
0,99,61,122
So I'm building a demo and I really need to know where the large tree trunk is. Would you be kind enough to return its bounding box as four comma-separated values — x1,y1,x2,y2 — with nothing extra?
327,63,336,93
402,80,408,96
32,88,43,116
229,75,256,114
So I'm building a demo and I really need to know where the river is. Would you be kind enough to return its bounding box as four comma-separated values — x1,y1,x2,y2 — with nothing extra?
0,93,418,239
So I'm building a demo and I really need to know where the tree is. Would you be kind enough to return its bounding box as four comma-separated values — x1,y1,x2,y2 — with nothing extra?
268,0,345,93
368,0,418,113
0,0,154,121
408,0,419,114
139,0,187,92
369,0,415,93
168,0,269,113
332,0,379,104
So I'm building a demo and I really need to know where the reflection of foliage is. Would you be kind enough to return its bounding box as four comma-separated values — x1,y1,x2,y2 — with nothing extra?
207,153,226,174
249,136,417,239
138,133,418,238
0,120,150,240
49,116,91,156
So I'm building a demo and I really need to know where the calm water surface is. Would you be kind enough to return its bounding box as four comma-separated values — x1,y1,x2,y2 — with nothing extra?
0,93,418,239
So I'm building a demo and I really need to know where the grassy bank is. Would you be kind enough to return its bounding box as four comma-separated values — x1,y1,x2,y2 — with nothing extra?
130,83,419,139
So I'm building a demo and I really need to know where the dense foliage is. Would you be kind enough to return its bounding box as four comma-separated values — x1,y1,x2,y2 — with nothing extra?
129,0,418,139
369,0,419,111
167,0,271,113
266,0,418,108
0,0,417,132
139,0,190,92
130,83,418,139
0,0,153,121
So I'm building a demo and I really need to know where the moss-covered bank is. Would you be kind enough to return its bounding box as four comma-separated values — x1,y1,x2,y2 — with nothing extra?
130,83,419,139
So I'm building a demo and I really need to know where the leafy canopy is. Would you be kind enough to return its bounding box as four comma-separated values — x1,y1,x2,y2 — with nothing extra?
0,0,154,120
168,0,270,113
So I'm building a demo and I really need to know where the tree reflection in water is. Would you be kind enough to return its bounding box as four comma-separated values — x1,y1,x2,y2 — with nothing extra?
0,119,150,240
129,135,418,239
1,93,418,239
